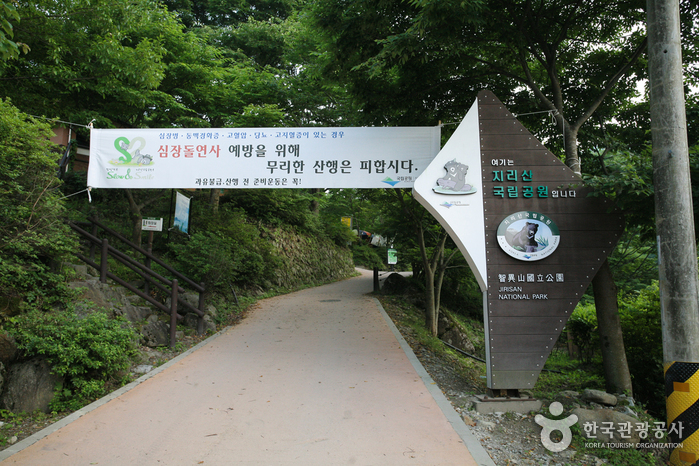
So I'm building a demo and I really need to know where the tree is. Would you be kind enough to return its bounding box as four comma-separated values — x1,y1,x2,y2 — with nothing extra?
382,189,459,335
0,0,27,60
0,99,76,310
309,0,662,394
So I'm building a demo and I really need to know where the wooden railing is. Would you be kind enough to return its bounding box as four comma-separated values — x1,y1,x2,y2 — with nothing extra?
69,217,206,347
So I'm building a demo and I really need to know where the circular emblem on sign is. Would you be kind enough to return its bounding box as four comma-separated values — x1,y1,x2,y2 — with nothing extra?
497,212,560,261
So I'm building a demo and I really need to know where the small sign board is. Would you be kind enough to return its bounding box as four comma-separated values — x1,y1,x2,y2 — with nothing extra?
387,248,398,265
142,217,163,232
341,217,352,229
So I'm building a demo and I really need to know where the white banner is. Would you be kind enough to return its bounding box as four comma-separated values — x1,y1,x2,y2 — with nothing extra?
87,126,441,189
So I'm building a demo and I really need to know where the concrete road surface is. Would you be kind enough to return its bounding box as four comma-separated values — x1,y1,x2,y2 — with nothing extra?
1,269,492,465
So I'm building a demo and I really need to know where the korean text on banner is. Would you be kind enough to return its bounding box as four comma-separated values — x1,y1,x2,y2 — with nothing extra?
87,126,441,189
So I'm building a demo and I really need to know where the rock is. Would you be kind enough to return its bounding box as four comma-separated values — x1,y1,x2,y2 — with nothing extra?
0,293,21,318
555,390,581,410
619,406,638,418
617,394,635,408
478,419,496,429
132,365,154,375
582,389,617,406
572,407,641,445
183,312,216,334
203,315,217,334
8,436,17,445
381,273,411,295
142,321,171,347
438,314,476,354
0,333,18,366
1,358,64,413
114,304,152,323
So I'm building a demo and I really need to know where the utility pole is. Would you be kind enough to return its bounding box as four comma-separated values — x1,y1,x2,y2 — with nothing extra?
647,0,699,464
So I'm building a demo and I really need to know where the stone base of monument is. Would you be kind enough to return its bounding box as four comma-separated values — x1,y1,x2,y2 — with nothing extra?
472,394,543,414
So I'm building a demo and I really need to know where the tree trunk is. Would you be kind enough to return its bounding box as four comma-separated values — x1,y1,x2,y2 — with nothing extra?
563,125,581,176
592,259,633,395
125,189,143,248
210,189,221,214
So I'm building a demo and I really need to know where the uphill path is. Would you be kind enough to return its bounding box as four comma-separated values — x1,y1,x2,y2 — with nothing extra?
1,268,492,466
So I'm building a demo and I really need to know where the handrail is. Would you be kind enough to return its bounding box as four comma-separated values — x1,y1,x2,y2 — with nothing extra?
85,217,204,293
70,223,203,317
69,219,207,346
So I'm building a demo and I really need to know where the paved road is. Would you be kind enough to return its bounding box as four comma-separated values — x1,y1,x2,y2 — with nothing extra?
2,269,491,465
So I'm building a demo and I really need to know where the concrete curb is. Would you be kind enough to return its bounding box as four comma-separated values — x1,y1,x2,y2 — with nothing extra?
374,298,496,466
0,326,231,462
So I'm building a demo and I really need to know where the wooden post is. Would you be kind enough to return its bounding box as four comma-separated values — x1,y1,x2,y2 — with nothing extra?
100,239,109,283
197,282,205,336
144,231,154,296
170,279,178,348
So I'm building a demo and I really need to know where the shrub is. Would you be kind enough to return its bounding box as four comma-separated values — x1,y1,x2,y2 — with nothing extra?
0,100,78,311
567,282,664,416
567,303,599,364
170,206,278,289
351,242,384,269
619,282,664,416
7,308,138,411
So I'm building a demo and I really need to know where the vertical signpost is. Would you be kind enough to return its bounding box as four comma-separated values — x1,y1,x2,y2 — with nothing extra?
414,91,625,396
141,217,163,295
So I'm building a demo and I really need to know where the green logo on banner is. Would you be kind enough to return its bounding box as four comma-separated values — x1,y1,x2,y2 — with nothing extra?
110,137,153,167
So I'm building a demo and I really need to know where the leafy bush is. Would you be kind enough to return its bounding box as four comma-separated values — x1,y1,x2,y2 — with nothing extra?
351,242,384,269
7,308,138,411
224,190,321,232
618,282,664,416
0,100,78,311
567,282,664,416
567,303,599,363
170,206,278,289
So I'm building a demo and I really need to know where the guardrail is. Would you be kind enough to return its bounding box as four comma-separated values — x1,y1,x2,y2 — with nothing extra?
69,217,206,347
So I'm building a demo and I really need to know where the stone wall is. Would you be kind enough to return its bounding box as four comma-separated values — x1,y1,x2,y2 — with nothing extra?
269,228,355,289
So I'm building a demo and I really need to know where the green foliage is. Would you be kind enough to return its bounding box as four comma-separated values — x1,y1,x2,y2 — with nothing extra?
7,309,138,410
0,99,77,311
224,190,320,231
351,242,384,269
534,364,605,400
584,147,655,238
567,282,665,416
618,282,664,416
0,1,25,60
567,303,599,364
169,206,278,289
569,423,660,466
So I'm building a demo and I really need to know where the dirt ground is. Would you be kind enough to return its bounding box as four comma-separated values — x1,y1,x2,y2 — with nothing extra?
378,297,669,466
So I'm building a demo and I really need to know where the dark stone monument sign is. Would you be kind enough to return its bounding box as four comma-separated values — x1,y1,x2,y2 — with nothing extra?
479,91,625,391
415,90,625,393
